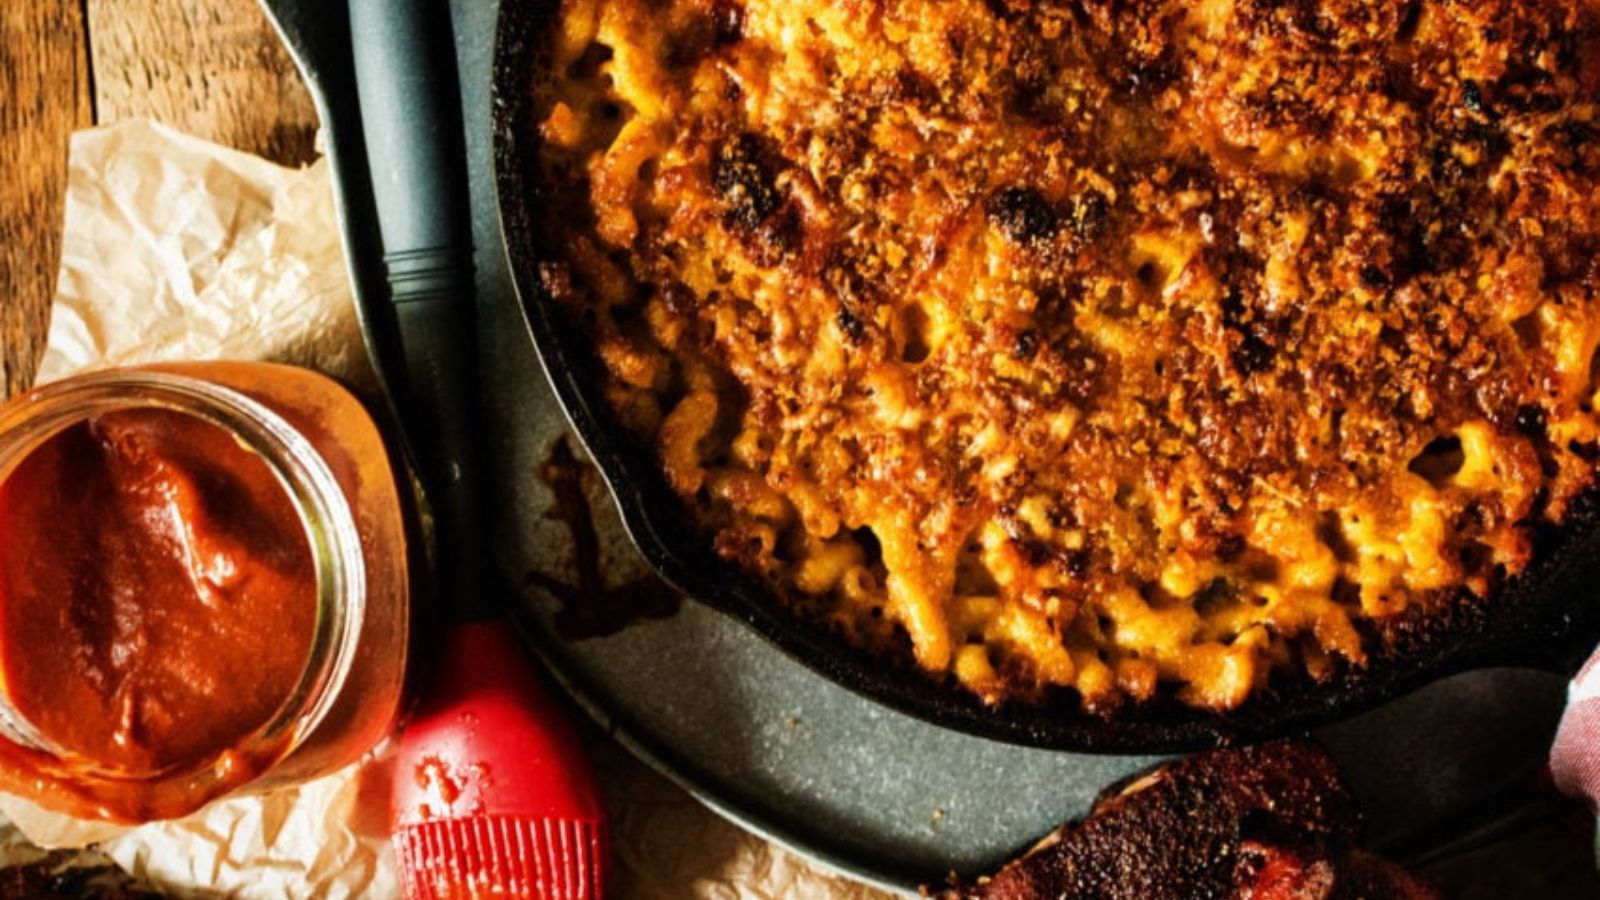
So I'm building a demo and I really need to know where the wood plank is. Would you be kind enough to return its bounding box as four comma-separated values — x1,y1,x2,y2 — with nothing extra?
0,1,92,397
85,0,318,166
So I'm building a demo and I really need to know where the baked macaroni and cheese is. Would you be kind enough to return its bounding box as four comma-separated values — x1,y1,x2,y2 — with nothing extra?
525,0,1600,712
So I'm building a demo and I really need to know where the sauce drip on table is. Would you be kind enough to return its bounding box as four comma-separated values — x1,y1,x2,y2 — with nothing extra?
527,436,681,640
0,407,316,777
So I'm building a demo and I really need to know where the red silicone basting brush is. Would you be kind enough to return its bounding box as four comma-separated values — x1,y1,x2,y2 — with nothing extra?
345,0,607,896
388,621,606,899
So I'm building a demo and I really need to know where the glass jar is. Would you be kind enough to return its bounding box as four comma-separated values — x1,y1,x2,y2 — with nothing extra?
0,362,412,823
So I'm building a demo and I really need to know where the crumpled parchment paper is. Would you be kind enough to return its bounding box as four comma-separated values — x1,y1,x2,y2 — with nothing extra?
5,117,393,900
3,118,896,899
38,120,373,390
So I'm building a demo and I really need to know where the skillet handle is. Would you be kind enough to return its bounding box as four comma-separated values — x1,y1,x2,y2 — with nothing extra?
349,0,493,622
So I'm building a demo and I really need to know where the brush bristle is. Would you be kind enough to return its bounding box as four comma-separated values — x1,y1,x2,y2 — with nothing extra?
394,815,604,899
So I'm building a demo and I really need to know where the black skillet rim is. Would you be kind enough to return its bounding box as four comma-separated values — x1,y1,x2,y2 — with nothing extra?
490,0,1600,754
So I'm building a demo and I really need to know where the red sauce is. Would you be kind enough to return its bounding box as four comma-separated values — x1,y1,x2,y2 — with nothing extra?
0,407,317,778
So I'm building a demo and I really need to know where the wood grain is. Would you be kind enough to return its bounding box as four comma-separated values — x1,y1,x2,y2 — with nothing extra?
0,0,319,396
85,0,318,166
0,1,91,397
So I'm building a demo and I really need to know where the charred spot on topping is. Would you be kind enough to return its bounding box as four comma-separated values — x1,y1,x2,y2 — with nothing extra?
1049,332,1112,405
661,281,698,313
1219,285,1248,328
1232,331,1274,378
1062,548,1092,578
890,68,940,105
1359,265,1390,290
713,133,784,229
823,246,883,308
1453,501,1490,533
1378,196,1436,284
1126,54,1178,93
757,204,803,259
1514,404,1547,439
712,1,745,45
1215,534,1247,563
1047,504,1079,530
1135,261,1163,291
1462,80,1484,114
1556,118,1596,151
1018,539,1054,567
1070,191,1113,243
1459,538,1494,575
1396,0,1423,41
987,187,1060,246
1013,329,1040,360
981,0,1023,20
1498,62,1564,115
1464,120,1512,163
837,306,866,343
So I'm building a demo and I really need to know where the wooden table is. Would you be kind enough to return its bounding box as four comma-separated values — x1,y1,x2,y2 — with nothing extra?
1,1,1598,897
1,0,317,396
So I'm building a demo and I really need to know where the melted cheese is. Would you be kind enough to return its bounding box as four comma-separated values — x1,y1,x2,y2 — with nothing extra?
529,0,1600,711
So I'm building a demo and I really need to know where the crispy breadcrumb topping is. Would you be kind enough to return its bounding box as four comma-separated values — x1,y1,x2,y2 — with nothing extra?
528,0,1600,711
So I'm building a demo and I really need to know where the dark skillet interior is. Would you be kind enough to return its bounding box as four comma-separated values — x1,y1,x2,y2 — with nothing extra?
490,0,1600,754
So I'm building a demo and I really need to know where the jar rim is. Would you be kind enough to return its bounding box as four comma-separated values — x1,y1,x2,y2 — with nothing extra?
0,368,367,789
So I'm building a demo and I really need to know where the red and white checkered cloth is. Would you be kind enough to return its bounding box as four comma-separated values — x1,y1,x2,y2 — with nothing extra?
1551,654,1600,809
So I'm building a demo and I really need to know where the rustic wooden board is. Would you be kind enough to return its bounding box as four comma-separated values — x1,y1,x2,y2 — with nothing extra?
85,0,318,166
0,0,318,397
0,1,91,397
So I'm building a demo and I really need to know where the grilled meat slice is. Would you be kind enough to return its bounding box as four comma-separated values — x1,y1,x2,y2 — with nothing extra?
933,740,1440,900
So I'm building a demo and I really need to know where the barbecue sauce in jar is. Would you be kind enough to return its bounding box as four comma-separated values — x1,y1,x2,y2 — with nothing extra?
0,363,412,822
0,408,317,778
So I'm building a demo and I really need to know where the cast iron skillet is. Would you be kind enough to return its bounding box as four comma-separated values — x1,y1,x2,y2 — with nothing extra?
490,0,1600,754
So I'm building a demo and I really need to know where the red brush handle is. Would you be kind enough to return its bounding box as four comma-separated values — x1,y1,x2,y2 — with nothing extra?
392,622,607,899
393,622,605,825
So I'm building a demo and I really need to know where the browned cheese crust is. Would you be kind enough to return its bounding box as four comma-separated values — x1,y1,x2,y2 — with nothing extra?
527,0,1600,711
